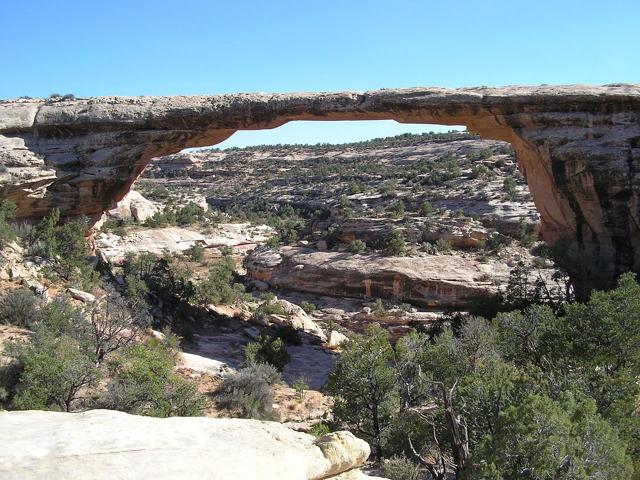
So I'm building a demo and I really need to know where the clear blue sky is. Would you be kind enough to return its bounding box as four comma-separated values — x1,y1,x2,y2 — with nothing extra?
2,0,638,147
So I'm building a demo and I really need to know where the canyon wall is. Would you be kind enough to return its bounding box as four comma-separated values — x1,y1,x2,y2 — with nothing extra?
1,84,639,285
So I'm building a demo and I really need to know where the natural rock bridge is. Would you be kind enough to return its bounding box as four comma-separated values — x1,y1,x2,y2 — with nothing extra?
1,84,640,287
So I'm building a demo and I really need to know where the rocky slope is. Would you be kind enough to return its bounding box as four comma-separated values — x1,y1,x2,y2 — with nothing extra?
2,84,640,287
0,409,384,480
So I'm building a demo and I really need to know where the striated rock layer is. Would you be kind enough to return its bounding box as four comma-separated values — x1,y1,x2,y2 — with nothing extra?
1,84,640,284
0,409,383,480
245,246,510,308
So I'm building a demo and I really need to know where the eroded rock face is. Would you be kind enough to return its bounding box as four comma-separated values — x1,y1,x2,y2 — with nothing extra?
245,246,510,308
0,409,379,480
1,84,640,284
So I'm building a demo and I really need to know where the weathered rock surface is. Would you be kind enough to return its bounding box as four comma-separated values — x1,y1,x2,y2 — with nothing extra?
245,246,509,307
0,409,380,480
106,189,160,222
1,84,640,285
95,223,273,263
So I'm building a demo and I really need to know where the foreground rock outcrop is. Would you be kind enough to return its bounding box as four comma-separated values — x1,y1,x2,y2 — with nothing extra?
0,409,383,480
245,246,510,307
1,84,640,286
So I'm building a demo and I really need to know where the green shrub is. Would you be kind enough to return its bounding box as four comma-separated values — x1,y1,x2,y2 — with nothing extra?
8,330,99,412
419,201,434,216
383,230,405,256
486,233,512,252
196,256,248,305
100,337,205,417
0,289,40,328
0,201,17,247
244,334,290,371
185,243,205,262
503,176,517,198
218,363,281,420
299,301,316,314
372,298,387,317
293,376,308,401
254,300,287,320
308,422,331,437
348,239,367,254
26,209,97,289
175,202,206,225
470,164,493,179
435,238,452,253
387,200,405,219
380,456,422,480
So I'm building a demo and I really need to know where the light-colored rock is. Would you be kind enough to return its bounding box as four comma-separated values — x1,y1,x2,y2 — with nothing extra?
23,278,48,299
315,432,371,478
178,351,229,377
106,189,161,222
95,223,274,264
0,409,377,479
67,288,95,303
275,299,327,342
329,330,349,348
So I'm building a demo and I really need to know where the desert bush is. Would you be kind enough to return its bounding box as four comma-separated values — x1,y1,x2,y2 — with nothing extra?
485,232,512,252
88,293,149,364
387,200,405,219
244,334,290,371
254,300,287,320
383,230,405,256
26,209,98,290
7,329,99,412
196,256,247,305
100,335,205,417
175,202,206,225
293,376,308,401
0,201,17,247
348,239,367,254
218,363,281,420
185,243,205,262
0,288,40,328
470,164,493,179
299,301,316,314
380,455,423,480
326,324,398,459
419,201,434,216
308,422,331,437
435,238,452,253
503,176,517,198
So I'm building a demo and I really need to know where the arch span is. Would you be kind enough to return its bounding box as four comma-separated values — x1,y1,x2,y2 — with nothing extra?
1,84,640,286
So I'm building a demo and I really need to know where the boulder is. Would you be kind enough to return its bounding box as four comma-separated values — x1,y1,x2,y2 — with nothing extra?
106,190,160,223
275,299,327,342
68,288,96,303
328,330,349,348
0,409,381,479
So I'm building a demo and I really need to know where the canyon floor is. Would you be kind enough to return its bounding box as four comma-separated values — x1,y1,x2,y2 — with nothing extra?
92,132,559,420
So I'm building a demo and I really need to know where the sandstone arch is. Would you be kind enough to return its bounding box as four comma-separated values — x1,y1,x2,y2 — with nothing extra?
1,84,640,286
